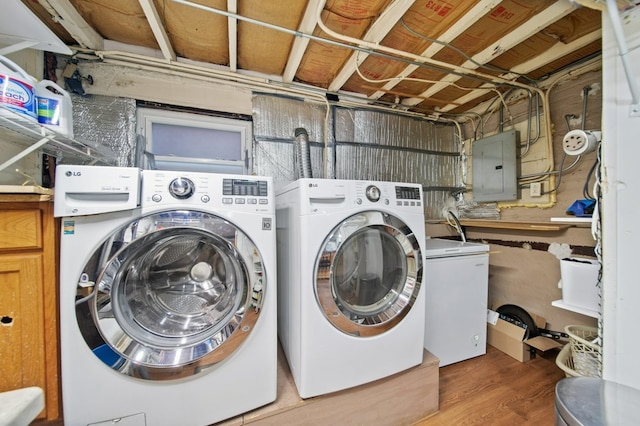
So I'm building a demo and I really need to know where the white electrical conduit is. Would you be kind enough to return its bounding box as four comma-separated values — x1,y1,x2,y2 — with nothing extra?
605,0,640,115
503,56,600,203
92,49,294,86
519,156,581,180
347,51,466,152
92,52,330,104
94,48,427,119
474,57,601,197
509,59,601,200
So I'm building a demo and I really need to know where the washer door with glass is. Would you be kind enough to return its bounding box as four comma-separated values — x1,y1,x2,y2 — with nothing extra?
314,210,423,337
75,210,265,380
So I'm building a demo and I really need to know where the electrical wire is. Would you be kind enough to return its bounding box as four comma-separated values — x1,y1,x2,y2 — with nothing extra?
590,141,603,375
478,89,515,134
541,152,568,195
519,90,540,157
591,143,603,245
583,158,598,201
399,18,537,84
519,155,581,182
446,210,467,243
311,0,545,92
351,50,511,106
505,60,601,204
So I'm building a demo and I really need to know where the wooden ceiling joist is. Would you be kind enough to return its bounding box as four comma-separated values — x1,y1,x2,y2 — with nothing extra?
283,0,326,83
37,0,103,50
138,0,176,61
227,0,237,71
438,29,602,113
404,0,579,107
369,0,504,100
327,0,416,93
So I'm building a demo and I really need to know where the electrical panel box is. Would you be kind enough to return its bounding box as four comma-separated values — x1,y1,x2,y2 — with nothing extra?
472,130,519,202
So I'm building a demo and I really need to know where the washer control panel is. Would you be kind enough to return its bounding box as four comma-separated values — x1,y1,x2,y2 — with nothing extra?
141,170,272,212
222,178,270,206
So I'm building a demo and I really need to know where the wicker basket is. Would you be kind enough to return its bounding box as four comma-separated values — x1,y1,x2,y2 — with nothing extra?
555,343,580,377
565,325,601,377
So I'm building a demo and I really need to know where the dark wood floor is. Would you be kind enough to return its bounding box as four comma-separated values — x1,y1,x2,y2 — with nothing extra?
414,345,566,425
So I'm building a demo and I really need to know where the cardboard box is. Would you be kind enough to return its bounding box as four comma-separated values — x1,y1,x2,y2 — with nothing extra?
486,308,563,362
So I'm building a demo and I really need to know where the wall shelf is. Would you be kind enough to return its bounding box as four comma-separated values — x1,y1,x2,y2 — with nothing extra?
552,300,599,319
0,0,72,56
0,105,116,172
457,220,572,232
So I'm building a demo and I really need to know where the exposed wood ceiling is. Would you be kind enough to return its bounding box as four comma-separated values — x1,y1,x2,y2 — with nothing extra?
18,0,609,116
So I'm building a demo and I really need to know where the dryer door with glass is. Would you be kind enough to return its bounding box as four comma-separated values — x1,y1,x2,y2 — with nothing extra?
74,210,266,380
314,210,423,337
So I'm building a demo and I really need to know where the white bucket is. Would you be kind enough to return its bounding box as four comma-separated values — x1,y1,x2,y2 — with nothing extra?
560,257,600,312
36,79,74,138
0,55,38,122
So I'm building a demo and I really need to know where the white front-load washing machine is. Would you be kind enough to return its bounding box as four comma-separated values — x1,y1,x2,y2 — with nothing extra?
275,178,426,398
54,165,277,426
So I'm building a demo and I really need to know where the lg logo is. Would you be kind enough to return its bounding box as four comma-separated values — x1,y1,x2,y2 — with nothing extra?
65,171,82,177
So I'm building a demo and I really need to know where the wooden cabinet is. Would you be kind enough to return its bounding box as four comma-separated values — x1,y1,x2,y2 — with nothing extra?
0,194,59,421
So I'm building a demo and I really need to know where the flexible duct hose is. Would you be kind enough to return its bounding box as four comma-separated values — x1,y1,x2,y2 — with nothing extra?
294,128,313,179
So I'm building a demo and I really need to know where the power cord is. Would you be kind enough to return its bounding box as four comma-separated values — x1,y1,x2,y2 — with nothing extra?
446,209,466,243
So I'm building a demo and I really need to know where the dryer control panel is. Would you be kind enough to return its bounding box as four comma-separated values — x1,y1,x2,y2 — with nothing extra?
353,180,422,210
394,185,422,207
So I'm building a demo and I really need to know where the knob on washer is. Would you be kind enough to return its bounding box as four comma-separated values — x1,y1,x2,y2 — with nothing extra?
169,177,195,199
365,185,381,202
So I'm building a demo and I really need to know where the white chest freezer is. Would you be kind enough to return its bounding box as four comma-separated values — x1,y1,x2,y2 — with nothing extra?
423,238,490,367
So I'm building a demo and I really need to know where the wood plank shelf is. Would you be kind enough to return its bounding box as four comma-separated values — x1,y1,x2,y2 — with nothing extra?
457,220,572,232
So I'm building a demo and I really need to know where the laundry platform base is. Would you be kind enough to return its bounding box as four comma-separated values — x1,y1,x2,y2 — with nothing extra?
220,346,440,425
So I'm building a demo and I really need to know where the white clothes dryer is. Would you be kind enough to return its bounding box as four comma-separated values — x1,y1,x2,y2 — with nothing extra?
55,166,277,426
275,178,426,398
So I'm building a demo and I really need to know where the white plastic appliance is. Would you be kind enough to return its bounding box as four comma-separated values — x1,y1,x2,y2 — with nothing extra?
276,178,426,398
423,238,490,367
55,166,277,426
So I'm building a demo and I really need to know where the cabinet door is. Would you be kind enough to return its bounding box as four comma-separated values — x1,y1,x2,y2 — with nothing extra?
0,254,46,418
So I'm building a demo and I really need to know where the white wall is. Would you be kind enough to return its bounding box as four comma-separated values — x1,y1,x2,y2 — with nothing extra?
602,6,640,389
